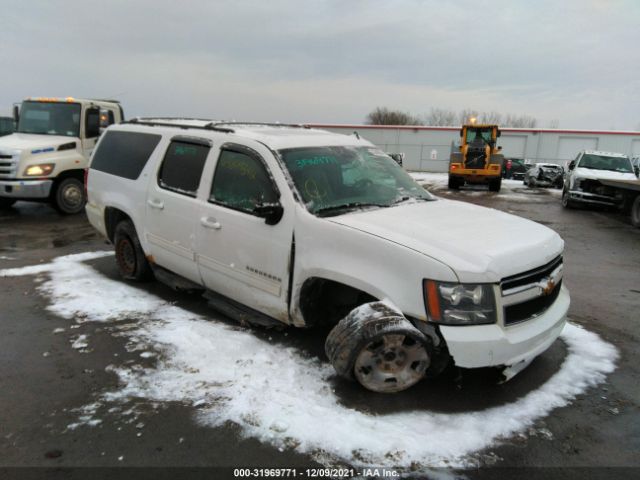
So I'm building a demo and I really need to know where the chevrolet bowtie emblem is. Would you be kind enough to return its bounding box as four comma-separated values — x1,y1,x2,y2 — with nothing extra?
541,278,555,296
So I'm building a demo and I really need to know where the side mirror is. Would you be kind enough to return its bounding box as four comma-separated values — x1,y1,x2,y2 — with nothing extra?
254,203,284,225
85,107,101,138
459,128,463,137
12,104,20,125
635,166,639,177
497,130,501,138
569,160,576,171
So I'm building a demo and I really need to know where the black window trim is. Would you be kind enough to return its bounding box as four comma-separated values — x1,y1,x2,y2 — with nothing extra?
207,142,281,217
157,138,212,198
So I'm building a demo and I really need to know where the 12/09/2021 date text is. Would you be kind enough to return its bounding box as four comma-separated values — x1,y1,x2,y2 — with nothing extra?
233,468,400,477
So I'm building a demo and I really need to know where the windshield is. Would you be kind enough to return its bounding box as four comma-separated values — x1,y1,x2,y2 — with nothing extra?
466,128,492,144
279,146,434,216
578,154,633,173
17,101,81,137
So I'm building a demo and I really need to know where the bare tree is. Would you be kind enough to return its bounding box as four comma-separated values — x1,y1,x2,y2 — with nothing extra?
365,107,421,125
480,111,502,124
548,119,560,129
504,113,537,128
424,108,457,126
458,109,480,125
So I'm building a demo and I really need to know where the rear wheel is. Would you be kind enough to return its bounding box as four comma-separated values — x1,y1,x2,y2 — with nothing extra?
52,177,86,214
0,198,16,209
527,177,536,188
325,302,432,393
448,176,461,190
488,177,502,192
114,220,153,281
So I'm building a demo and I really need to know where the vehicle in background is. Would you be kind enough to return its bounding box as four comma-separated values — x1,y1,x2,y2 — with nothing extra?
524,163,564,189
502,158,530,180
387,152,404,167
0,97,124,213
86,118,568,393
448,123,504,192
562,150,636,209
0,117,15,137
632,156,640,176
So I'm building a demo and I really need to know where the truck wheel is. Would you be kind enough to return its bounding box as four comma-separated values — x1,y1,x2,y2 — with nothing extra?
325,302,431,393
114,220,153,281
489,178,502,192
562,189,576,209
448,177,460,190
0,198,16,209
631,196,640,228
52,177,86,215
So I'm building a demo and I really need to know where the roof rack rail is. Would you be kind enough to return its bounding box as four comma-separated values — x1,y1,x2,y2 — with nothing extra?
206,121,311,130
89,98,121,104
125,117,235,133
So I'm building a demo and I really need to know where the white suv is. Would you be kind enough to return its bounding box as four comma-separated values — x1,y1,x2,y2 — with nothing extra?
86,119,569,393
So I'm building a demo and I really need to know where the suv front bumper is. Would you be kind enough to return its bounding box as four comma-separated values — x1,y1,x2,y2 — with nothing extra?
567,189,618,206
0,179,53,199
439,284,569,369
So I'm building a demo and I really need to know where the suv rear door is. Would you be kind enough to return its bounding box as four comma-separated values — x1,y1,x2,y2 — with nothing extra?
145,136,210,282
195,142,293,322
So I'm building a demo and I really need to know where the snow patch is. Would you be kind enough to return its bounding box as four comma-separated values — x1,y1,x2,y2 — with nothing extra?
1,253,619,469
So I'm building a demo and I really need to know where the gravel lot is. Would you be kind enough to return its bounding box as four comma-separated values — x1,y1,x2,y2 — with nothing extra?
0,177,638,478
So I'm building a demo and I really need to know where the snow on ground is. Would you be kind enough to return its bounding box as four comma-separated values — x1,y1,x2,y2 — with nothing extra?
0,254,618,470
409,172,562,202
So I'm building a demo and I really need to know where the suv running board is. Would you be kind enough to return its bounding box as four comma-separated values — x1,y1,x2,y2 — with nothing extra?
151,265,205,293
203,290,284,329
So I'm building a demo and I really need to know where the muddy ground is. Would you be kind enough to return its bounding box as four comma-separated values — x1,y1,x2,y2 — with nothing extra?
0,182,638,479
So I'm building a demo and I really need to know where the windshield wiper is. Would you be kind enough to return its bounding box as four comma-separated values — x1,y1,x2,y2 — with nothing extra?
391,195,432,205
315,202,386,217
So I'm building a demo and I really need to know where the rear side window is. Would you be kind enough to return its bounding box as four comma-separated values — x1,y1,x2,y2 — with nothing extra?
158,140,209,197
91,130,161,180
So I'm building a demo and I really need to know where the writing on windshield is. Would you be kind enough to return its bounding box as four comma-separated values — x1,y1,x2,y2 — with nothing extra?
279,146,433,216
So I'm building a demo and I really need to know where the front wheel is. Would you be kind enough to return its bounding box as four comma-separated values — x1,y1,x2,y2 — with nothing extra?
114,220,153,281
527,177,536,188
0,198,16,210
52,177,86,214
562,189,577,209
631,196,640,228
325,302,432,393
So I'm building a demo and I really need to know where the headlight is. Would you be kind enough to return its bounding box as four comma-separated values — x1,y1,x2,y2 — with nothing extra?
424,280,496,325
24,163,55,176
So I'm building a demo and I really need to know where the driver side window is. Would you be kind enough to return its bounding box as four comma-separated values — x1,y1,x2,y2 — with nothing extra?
210,148,278,214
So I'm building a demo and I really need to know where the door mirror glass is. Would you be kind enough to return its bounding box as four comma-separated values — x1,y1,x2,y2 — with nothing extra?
568,160,576,170
85,108,101,138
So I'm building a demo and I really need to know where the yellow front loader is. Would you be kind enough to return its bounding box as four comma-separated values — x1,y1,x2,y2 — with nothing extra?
448,123,504,192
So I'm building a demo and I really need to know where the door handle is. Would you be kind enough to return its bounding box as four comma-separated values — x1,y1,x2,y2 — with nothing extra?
147,199,164,210
200,217,221,230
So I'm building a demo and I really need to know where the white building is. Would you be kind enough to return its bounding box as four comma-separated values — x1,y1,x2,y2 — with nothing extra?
310,124,640,172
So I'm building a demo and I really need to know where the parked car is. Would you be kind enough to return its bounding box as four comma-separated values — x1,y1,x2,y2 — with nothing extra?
0,116,15,137
524,163,564,189
562,150,637,208
502,158,529,180
86,118,569,393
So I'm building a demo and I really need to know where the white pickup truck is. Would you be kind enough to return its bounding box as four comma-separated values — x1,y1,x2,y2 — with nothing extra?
0,97,123,213
86,119,569,393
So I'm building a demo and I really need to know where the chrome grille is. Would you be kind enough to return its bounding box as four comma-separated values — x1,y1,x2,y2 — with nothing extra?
500,256,563,325
0,150,17,179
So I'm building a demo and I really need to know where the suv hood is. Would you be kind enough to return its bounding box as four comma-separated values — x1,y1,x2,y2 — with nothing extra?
329,199,563,283
574,167,637,182
0,133,76,152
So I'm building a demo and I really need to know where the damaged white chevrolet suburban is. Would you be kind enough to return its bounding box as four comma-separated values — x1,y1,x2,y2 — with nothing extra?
86,119,569,393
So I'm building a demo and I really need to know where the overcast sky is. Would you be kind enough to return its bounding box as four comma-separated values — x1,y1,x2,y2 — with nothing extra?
1,0,638,129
